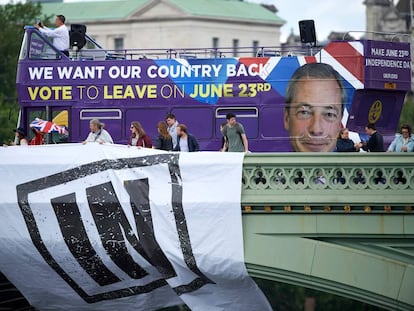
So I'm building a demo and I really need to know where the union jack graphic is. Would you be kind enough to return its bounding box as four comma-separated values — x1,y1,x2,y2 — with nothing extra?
30,118,68,134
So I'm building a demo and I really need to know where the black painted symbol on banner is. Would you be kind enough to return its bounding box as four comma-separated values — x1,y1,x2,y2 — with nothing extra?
16,154,214,303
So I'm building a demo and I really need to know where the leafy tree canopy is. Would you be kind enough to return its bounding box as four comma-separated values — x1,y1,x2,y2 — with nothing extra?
0,1,51,143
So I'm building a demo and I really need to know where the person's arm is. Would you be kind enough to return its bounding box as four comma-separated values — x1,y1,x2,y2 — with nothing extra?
144,135,152,148
387,136,398,152
173,138,180,151
83,132,93,144
98,130,113,144
192,136,200,152
404,138,414,152
221,136,228,152
241,133,248,152
155,135,162,149
20,138,29,146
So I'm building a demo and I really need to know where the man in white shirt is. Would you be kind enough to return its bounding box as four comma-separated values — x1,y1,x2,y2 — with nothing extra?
35,15,69,56
166,113,179,149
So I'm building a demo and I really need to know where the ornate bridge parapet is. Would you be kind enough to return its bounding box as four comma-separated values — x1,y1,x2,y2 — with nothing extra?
241,153,414,310
241,153,414,213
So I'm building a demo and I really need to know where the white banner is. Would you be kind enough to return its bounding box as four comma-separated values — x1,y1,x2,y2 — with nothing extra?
0,144,270,311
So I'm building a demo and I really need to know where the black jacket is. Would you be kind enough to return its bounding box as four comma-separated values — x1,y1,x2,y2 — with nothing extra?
364,131,384,152
174,134,199,152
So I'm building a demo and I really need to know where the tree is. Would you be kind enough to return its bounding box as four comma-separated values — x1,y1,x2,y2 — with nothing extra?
398,93,414,130
0,1,51,143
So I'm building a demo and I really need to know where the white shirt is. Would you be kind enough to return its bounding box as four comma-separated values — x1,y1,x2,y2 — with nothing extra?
85,129,114,144
168,121,179,148
179,137,189,152
39,24,69,51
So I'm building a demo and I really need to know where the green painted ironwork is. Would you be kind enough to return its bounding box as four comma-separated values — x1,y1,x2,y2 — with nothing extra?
241,153,414,213
241,153,414,310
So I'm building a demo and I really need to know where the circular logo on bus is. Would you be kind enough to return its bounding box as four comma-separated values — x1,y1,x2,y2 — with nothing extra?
368,100,382,123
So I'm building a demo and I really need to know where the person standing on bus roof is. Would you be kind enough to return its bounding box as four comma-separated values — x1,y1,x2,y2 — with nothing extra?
174,124,199,152
83,119,113,144
221,113,249,152
166,113,179,149
129,121,152,148
35,15,69,56
284,63,345,152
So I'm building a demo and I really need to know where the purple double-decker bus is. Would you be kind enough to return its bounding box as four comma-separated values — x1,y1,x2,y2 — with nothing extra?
16,26,411,151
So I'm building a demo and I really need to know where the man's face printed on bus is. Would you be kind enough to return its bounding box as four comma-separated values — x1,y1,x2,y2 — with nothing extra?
284,78,342,152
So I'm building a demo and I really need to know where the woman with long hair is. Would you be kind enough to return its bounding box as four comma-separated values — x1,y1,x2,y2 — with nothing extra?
129,121,152,148
154,121,173,151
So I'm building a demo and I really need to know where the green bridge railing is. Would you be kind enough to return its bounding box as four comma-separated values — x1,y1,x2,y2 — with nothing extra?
241,153,414,214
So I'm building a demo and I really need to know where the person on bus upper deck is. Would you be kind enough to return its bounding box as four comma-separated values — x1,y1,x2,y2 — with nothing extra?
129,121,152,148
166,113,179,149
361,123,384,152
336,128,362,152
284,63,346,152
154,121,173,151
35,15,69,56
173,124,199,152
387,124,414,152
7,127,29,146
83,119,113,144
221,113,249,152
29,128,45,145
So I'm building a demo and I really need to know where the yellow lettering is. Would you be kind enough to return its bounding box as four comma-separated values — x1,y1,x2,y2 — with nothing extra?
123,85,135,99
147,85,157,98
224,83,233,97
28,86,39,100
113,85,123,99
62,86,72,100
104,85,113,99
39,86,51,100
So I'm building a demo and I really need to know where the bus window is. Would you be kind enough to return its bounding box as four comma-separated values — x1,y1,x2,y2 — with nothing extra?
51,109,69,143
171,107,213,140
29,32,60,60
261,106,286,138
26,108,46,142
79,109,122,141
215,107,258,139
25,107,69,144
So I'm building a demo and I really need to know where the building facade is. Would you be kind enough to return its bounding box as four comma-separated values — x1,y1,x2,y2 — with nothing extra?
42,0,285,54
364,0,411,39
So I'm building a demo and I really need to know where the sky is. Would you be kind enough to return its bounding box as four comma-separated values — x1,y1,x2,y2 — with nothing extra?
247,0,366,42
0,0,366,42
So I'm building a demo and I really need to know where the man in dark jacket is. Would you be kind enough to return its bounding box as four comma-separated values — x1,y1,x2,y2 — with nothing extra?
173,124,199,152
362,123,384,152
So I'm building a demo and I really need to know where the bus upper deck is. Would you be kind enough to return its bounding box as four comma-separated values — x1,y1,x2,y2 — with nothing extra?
16,26,412,151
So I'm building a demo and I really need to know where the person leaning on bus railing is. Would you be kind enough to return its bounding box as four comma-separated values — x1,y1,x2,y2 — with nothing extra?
284,63,346,152
387,124,414,152
128,121,152,148
173,124,199,152
82,119,114,144
221,113,249,153
154,121,173,151
3,127,29,147
35,15,69,57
